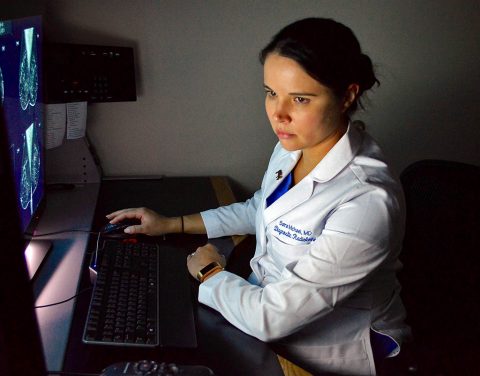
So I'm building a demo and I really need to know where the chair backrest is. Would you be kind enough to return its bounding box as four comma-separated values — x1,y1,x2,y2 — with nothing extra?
399,159,480,343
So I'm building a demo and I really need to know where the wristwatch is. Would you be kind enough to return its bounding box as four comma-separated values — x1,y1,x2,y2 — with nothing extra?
196,261,224,283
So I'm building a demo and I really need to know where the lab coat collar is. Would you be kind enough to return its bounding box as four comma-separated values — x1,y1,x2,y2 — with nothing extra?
309,122,363,183
263,149,304,224
263,123,363,225
264,148,301,199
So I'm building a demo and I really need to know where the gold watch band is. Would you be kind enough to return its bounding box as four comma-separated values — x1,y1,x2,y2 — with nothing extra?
197,261,224,283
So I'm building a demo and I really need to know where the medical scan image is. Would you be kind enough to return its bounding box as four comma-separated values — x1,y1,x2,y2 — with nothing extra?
19,122,40,213
1,16,44,231
16,27,41,214
19,27,38,111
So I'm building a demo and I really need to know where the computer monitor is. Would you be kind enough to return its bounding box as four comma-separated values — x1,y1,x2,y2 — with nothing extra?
0,80,46,376
0,15,49,279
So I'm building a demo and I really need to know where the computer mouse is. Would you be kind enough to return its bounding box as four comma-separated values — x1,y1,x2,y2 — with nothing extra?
101,218,141,234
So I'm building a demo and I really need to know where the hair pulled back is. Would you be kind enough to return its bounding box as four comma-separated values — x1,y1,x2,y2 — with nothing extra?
260,18,378,114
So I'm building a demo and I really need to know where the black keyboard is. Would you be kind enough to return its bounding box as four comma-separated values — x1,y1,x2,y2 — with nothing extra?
83,239,159,347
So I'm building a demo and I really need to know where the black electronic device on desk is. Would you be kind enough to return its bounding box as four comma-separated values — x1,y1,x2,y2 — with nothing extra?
83,215,197,348
100,360,214,376
84,238,160,347
100,218,140,234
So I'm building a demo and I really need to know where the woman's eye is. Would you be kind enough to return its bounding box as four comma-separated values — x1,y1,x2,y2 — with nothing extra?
265,90,276,98
294,96,310,104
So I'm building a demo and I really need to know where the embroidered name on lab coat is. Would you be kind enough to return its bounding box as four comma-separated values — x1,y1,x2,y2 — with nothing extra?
273,220,316,243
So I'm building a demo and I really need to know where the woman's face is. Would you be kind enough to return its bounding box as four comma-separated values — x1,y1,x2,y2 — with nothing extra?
263,54,349,156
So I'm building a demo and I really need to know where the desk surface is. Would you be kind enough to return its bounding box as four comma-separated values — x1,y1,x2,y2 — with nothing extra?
35,177,283,376
33,182,100,370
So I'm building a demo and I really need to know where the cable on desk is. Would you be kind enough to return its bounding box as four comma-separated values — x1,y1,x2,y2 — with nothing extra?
92,231,102,269
25,229,100,238
34,287,93,309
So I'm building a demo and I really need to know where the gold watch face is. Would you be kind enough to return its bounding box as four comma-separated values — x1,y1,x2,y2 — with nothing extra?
197,262,221,280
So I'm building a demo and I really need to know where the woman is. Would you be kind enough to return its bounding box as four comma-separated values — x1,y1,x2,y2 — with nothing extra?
107,18,410,375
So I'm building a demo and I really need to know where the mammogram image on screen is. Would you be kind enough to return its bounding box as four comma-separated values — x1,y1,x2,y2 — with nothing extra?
0,16,44,231
18,28,40,214
20,122,40,211
19,27,38,111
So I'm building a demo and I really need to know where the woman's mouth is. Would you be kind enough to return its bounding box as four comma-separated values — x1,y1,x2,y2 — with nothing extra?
276,130,294,139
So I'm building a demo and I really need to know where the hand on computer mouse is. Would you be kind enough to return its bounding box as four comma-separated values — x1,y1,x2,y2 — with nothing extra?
101,218,141,234
106,207,179,236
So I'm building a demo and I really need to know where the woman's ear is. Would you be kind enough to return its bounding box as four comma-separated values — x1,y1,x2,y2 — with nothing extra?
342,84,360,113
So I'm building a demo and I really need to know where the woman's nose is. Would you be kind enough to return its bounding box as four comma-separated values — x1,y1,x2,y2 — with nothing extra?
273,101,291,123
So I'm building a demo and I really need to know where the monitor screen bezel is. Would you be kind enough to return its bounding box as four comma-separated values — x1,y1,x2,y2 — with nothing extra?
0,64,47,376
0,15,45,235
0,15,49,280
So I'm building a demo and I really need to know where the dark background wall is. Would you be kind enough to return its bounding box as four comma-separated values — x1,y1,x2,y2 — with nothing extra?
2,0,479,197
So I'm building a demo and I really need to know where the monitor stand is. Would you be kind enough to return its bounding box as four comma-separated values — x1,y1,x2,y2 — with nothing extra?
25,239,52,280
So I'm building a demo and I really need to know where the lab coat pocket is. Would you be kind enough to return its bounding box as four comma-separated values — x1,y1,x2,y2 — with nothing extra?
268,234,311,271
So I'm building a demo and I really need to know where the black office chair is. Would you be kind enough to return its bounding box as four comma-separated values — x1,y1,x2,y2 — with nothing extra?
380,159,480,375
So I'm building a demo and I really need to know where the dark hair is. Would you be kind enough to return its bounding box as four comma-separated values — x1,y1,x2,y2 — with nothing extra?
260,18,379,114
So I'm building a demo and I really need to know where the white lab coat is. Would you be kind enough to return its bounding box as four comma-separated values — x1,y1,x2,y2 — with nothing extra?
199,124,410,375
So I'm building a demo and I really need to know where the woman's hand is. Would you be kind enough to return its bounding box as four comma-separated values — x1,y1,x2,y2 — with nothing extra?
187,243,226,281
106,207,181,236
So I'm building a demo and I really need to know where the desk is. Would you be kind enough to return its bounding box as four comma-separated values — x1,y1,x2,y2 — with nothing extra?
35,177,283,376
